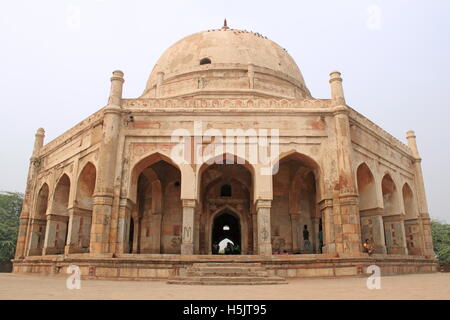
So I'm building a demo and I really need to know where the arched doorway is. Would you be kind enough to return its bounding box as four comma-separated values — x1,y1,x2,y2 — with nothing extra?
199,154,254,255
72,162,96,253
130,155,182,254
44,174,70,255
381,174,407,254
211,211,241,254
357,163,387,254
28,183,49,256
272,152,320,254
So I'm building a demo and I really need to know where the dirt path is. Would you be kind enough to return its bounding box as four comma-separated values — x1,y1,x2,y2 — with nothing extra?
0,272,449,300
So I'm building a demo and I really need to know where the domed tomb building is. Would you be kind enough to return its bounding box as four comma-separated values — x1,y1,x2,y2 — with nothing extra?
13,22,437,281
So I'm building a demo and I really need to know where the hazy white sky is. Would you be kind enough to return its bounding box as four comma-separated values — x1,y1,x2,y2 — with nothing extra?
0,0,449,222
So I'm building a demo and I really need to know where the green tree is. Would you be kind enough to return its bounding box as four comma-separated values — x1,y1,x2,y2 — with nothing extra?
0,192,23,262
431,220,450,263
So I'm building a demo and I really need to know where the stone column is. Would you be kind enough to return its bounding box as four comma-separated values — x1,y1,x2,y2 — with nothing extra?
319,199,335,253
149,213,162,253
290,213,301,252
43,214,68,255
406,130,435,257
252,213,258,254
383,215,408,254
181,199,196,254
27,218,47,256
116,198,133,253
311,217,320,253
330,71,362,255
256,199,272,255
90,70,124,254
360,209,387,254
16,128,45,258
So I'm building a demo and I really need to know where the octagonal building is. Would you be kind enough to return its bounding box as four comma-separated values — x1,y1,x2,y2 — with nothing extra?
13,22,438,281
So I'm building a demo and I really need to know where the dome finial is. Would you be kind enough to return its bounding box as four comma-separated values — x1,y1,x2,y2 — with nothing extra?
222,18,229,30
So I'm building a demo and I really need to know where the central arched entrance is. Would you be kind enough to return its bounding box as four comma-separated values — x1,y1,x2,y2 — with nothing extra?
211,211,241,254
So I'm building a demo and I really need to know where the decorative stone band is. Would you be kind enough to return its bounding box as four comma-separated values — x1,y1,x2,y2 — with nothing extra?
338,193,359,205
118,198,134,210
318,199,333,211
255,199,272,209
45,214,69,222
93,194,114,206
103,105,122,115
123,98,333,110
359,207,384,217
144,63,309,96
182,199,196,208
382,215,405,223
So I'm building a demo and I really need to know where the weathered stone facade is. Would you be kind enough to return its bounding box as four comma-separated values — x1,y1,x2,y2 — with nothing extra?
13,23,437,279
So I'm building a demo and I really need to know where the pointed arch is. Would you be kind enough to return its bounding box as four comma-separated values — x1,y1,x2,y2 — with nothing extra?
381,173,401,215
272,151,320,254
199,153,254,254
43,174,71,255
71,162,97,252
35,183,49,219
76,162,96,209
52,174,71,216
129,152,180,204
129,152,182,254
356,163,377,210
27,183,49,255
402,183,418,219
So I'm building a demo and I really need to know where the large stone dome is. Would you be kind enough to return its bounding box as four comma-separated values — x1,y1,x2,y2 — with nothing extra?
141,24,311,99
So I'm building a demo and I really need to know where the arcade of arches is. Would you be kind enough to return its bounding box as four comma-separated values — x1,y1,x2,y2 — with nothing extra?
23,153,427,257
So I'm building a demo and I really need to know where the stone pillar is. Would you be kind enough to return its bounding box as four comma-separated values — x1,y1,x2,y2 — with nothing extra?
311,217,320,253
116,198,133,253
132,215,140,253
181,199,196,254
330,71,362,255
406,130,435,257
290,213,301,252
90,70,124,254
360,209,387,254
256,199,272,255
383,215,408,254
149,214,162,253
43,214,68,255
319,199,335,253
65,208,78,253
27,219,47,256
252,213,258,254
16,128,45,258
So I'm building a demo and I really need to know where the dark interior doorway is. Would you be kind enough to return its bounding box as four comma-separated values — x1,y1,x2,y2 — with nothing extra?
211,211,241,254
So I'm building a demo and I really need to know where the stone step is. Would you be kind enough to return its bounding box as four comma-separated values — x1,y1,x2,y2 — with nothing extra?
187,271,269,277
189,266,267,273
168,276,287,285
167,280,287,285
168,262,286,285
192,262,262,268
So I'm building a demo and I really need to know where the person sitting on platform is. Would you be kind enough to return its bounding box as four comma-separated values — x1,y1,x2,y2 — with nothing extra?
363,239,375,256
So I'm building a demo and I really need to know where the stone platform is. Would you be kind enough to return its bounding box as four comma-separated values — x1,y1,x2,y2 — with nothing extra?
12,253,438,281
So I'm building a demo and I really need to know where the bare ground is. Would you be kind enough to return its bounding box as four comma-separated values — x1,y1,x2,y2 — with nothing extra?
0,272,449,300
